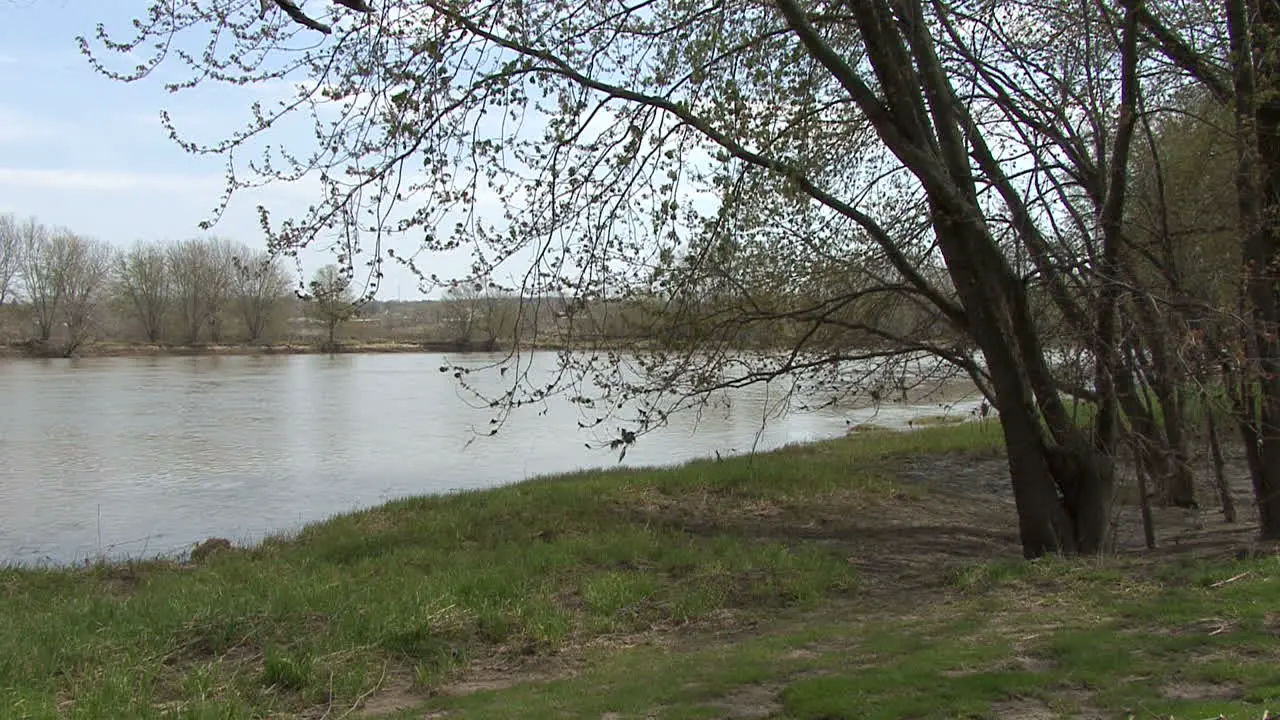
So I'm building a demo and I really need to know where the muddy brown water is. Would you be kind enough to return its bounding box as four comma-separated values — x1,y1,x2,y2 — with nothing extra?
0,352,982,565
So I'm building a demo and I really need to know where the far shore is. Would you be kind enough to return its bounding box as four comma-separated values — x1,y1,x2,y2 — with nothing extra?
0,339,514,359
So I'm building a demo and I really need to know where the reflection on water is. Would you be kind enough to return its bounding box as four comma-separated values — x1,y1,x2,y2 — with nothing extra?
0,353,981,565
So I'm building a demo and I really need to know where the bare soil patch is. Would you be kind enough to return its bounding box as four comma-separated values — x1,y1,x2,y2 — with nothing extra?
1161,681,1244,702
990,699,1062,720
709,683,783,719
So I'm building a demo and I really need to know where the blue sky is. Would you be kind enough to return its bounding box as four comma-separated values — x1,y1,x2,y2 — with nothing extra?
0,0,448,298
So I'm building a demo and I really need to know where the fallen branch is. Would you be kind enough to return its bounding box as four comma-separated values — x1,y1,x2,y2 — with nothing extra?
1210,571,1254,588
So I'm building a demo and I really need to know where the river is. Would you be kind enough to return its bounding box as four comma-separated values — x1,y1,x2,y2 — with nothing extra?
0,352,981,565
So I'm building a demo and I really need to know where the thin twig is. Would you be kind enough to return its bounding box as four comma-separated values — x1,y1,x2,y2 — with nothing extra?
318,671,336,720
339,662,387,718
1210,571,1254,588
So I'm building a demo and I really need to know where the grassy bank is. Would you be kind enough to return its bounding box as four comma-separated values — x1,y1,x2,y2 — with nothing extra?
2,423,1277,719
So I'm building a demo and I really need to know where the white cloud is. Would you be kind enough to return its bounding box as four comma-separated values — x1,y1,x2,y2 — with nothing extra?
0,167,223,192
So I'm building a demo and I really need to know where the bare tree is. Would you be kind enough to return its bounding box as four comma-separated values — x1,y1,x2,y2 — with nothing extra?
20,224,114,355
19,219,58,344
207,239,237,342
438,281,516,348
441,282,482,347
0,214,21,305
167,237,236,344
477,286,517,348
306,264,356,350
233,247,292,342
57,234,115,355
116,240,172,343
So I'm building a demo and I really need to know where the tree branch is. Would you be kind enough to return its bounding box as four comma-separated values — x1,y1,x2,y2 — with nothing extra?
1117,0,1231,103
266,0,372,34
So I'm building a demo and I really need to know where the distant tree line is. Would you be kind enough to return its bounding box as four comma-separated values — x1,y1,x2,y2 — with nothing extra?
0,215,366,356
0,214,670,354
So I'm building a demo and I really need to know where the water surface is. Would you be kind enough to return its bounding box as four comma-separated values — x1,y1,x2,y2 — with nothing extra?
0,353,979,564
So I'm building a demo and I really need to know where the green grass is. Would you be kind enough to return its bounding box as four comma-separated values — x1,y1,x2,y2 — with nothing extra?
2,421,1277,719
0,425,989,719
909,413,968,426
405,555,1280,720
1062,381,1240,437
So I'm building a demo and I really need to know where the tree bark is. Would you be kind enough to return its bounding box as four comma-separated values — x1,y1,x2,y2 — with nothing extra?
1205,387,1238,522
1134,438,1158,549
1230,0,1280,537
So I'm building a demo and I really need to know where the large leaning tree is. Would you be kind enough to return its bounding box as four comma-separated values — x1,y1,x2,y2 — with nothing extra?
87,0,1191,557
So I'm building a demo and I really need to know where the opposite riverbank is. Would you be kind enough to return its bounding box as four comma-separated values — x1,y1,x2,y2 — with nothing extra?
0,338,651,358
2,423,1277,719
0,339,497,359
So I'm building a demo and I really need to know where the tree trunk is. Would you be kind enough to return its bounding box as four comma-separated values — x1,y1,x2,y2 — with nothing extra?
1115,342,1181,506
184,309,201,344
1233,0,1280,538
1145,374,1196,507
246,309,265,343
1140,340,1197,507
1205,388,1237,523
778,0,1118,556
1134,439,1157,550
937,220,1109,557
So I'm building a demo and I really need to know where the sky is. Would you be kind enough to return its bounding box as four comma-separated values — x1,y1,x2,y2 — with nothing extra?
0,0,454,299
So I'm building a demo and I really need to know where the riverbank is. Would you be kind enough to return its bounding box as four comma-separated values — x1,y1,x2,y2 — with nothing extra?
0,339,500,359
0,338,645,358
2,423,1277,718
